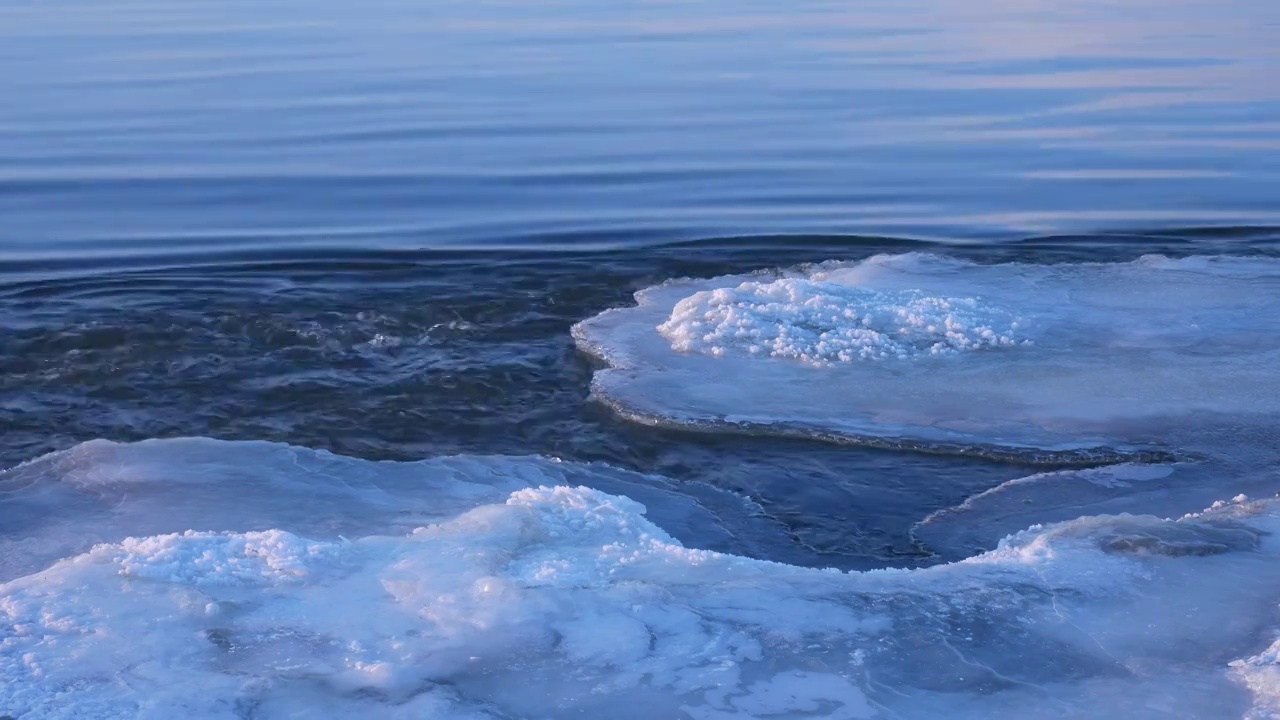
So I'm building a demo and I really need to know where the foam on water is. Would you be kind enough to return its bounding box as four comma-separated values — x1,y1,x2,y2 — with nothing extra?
5,440,1280,718
574,253,1280,459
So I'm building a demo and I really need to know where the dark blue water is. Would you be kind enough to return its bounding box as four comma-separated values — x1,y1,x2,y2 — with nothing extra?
1,0,1279,569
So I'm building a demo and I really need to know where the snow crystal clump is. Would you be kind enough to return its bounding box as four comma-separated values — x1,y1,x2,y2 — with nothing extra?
657,278,1026,365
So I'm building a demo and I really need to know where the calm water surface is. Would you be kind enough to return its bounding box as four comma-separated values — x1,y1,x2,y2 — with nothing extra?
1,0,1278,567
2,0,1279,265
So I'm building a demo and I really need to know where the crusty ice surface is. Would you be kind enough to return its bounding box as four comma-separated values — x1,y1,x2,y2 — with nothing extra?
0,438,779,584
658,280,1027,365
574,253,1280,455
5,439,1280,719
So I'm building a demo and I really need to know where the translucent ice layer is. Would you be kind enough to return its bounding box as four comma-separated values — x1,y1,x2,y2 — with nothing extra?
4,440,1280,718
574,253,1280,460
0,438,780,583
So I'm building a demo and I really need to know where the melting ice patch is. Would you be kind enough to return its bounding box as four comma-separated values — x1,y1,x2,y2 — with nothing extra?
575,253,1280,457
4,442,1280,718
659,279,1026,365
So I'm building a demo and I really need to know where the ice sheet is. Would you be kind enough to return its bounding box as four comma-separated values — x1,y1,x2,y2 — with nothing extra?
5,442,1280,718
574,253,1280,460
912,419,1280,560
0,438,782,583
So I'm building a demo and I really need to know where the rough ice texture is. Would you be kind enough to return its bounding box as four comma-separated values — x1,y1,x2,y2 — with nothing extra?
109,530,338,586
0,438,777,585
658,279,1026,365
575,253,1280,454
1234,636,1280,720
4,439,1280,719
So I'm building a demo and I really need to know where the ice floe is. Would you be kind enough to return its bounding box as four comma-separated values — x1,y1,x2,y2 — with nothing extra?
575,253,1280,460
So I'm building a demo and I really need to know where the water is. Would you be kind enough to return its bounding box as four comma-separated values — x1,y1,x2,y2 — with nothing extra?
3,0,1280,270
4,1,1280,717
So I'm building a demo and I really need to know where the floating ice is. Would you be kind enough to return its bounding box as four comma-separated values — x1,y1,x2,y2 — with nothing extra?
4,441,1280,718
574,253,1280,458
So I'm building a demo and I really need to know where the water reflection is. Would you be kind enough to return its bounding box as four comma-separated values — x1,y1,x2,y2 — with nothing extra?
0,0,1277,259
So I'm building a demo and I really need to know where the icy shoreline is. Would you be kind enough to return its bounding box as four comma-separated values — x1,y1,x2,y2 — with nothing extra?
4,438,1280,718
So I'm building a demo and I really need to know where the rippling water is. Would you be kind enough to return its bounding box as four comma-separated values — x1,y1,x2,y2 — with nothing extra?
3,0,1280,270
